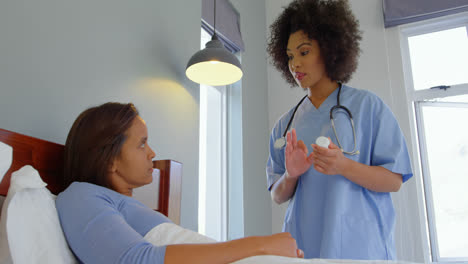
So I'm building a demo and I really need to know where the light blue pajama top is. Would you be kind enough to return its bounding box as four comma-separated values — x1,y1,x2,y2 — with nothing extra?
266,85,413,260
56,182,171,264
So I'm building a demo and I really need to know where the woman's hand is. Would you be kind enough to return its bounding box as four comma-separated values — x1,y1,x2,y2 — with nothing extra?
285,129,314,179
310,138,347,175
257,232,304,258
165,232,304,264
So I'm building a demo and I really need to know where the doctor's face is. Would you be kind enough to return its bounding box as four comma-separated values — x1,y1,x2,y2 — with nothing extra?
109,116,156,195
287,30,328,90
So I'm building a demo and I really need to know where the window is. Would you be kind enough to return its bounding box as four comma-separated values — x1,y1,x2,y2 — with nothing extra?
400,12,468,263
198,28,244,241
198,28,228,241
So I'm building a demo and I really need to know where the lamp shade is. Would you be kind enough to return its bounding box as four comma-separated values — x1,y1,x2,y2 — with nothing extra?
186,35,243,86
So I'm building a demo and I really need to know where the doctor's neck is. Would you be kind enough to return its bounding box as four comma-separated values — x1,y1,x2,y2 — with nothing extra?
307,79,339,108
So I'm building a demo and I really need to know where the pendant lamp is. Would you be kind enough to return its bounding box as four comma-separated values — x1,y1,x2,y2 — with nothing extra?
186,0,243,86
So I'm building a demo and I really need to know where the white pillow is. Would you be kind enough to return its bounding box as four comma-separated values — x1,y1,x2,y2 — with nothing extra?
0,165,77,264
144,222,217,246
0,141,13,182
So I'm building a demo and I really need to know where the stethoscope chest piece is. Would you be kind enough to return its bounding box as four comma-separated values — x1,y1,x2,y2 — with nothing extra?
274,137,286,149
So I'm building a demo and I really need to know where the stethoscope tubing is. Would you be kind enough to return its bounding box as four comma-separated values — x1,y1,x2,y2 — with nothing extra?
282,95,308,138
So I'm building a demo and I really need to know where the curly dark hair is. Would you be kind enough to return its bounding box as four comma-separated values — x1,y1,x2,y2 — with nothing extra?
267,0,362,87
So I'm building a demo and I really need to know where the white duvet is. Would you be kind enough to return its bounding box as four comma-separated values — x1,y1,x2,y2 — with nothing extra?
144,223,420,264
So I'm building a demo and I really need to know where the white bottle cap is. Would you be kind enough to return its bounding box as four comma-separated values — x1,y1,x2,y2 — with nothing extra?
316,136,330,148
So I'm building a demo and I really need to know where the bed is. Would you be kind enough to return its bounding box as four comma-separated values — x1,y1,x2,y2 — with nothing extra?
0,127,182,224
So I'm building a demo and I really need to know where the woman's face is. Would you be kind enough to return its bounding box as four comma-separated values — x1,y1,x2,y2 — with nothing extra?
286,30,328,89
109,115,156,195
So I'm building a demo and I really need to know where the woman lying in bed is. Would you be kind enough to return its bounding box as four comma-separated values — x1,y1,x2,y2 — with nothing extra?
56,102,304,264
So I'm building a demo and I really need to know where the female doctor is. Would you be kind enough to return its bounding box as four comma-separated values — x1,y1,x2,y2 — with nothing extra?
266,0,413,260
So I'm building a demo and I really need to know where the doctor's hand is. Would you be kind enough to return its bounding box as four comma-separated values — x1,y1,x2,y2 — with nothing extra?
285,129,314,179
310,139,347,175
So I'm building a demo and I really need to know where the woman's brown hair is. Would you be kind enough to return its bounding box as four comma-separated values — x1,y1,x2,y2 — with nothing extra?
64,102,139,188
267,0,362,87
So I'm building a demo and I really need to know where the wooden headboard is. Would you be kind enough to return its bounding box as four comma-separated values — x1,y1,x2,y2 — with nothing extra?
0,128,182,224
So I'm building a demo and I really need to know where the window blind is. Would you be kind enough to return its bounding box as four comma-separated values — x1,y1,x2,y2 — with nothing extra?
383,0,468,27
202,0,244,52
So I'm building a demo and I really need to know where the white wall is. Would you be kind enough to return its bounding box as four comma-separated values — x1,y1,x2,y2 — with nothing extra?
265,0,426,262
231,0,272,236
0,0,202,231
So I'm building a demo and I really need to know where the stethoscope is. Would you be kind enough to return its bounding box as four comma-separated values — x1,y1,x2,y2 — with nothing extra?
273,83,359,155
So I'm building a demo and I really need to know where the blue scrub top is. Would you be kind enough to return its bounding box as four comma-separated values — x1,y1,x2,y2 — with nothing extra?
266,85,413,260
